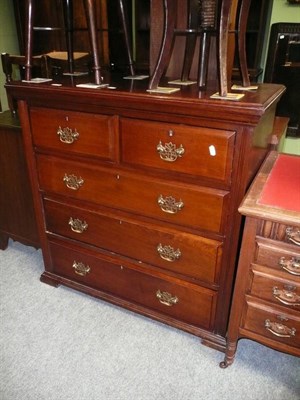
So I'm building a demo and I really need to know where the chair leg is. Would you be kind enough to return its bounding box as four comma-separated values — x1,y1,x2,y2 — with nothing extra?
236,0,251,87
118,0,135,76
40,55,52,78
1,53,13,82
198,30,212,88
180,0,199,82
25,0,35,81
198,0,218,89
148,0,177,90
62,0,75,74
217,0,232,97
83,0,102,84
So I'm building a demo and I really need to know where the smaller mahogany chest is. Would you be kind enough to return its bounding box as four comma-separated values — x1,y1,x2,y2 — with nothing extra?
221,151,300,367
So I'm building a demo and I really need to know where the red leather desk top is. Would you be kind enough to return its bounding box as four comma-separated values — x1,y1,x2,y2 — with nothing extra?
258,154,300,212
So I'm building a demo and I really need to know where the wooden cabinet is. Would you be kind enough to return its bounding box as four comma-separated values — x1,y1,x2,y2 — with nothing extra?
6,77,284,350
221,151,300,367
0,111,39,250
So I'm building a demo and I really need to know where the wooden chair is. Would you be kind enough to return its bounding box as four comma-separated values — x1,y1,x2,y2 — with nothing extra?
149,0,251,96
1,52,50,115
24,0,135,84
1,50,92,115
24,0,97,81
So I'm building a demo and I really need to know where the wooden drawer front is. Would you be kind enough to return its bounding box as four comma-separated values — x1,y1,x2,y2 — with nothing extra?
49,239,217,329
120,118,235,184
44,199,223,285
37,155,228,233
30,107,117,161
250,266,300,310
243,297,300,348
255,238,300,277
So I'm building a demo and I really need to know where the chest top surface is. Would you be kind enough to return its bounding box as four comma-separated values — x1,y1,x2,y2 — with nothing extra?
6,78,285,125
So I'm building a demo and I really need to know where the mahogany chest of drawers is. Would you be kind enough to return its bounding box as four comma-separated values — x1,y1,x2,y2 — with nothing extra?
6,79,284,350
221,151,300,366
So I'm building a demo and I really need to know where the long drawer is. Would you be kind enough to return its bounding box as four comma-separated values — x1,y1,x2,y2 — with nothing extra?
30,107,118,161
243,296,300,349
120,118,235,184
37,154,228,234
48,238,217,330
44,198,223,285
250,264,300,310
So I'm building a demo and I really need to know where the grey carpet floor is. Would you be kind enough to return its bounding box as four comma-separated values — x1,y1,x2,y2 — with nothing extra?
0,240,299,400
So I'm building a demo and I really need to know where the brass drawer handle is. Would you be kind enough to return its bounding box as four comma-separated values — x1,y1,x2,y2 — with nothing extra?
286,227,300,246
63,174,84,190
69,217,88,233
72,260,90,276
157,195,184,214
57,126,79,144
279,257,300,276
157,243,181,262
156,290,179,306
156,141,185,162
272,286,300,306
264,319,296,338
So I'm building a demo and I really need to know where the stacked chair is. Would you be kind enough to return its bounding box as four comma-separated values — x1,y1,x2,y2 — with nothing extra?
148,0,252,97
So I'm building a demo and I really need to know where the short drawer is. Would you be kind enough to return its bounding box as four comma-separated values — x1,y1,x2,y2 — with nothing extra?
30,107,118,161
243,297,300,349
255,238,300,277
48,239,217,330
250,265,300,310
37,154,228,234
120,118,235,184
44,198,223,285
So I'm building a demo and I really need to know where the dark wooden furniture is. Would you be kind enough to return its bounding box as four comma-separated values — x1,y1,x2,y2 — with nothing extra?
12,0,269,84
264,23,300,137
221,151,300,367
149,0,252,95
1,53,47,115
0,111,39,250
13,0,148,77
13,0,109,66
24,0,103,83
6,76,284,350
